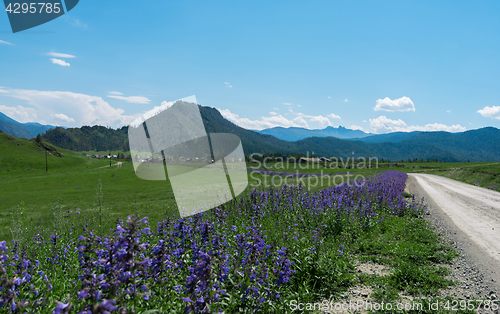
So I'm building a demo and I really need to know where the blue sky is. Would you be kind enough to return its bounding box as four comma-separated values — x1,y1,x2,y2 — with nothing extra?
0,0,499,133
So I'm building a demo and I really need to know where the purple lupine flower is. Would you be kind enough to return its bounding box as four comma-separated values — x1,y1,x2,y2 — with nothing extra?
53,301,71,314
0,241,7,252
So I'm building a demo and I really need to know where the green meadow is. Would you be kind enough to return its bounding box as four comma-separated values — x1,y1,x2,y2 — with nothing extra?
0,133,174,241
0,134,358,242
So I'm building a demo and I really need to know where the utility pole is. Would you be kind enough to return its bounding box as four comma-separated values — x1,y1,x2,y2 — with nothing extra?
109,150,111,167
45,150,48,173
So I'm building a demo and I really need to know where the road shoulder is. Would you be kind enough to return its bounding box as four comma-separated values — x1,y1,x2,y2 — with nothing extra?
406,174,500,302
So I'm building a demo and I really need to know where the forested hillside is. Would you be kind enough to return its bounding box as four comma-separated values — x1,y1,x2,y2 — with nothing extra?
43,125,129,152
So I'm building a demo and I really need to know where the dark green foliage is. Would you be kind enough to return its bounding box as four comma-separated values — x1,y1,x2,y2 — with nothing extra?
43,125,130,152
289,243,353,301
390,263,453,296
355,131,423,143
401,128,500,162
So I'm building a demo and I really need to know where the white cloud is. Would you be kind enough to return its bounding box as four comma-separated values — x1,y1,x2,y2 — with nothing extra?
293,111,337,127
344,99,348,102
224,82,233,88
0,86,136,127
47,52,76,58
218,108,240,123
108,95,151,104
374,96,415,112
159,100,174,110
297,104,302,107
327,113,341,120
414,123,467,132
218,107,344,130
273,107,279,110
141,101,174,120
218,108,309,130
0,40,14,46
478,106,500,120
369,116,466,133
50,58,70,67
308,115,331,126
328,96,332,99
293,117,308,127
369,116,406,132
53,113,75,123
447,110,451,113
108,91,123,96
282,103,293,106
350,125,365,131
0,105,38,123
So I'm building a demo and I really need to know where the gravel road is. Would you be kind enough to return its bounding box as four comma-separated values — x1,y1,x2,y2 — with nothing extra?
407,173,500,305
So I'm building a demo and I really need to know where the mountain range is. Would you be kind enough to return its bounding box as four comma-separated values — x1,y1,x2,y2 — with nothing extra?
1,106,499,162
257,126,428,144
0,112,56,139
257,125,371,141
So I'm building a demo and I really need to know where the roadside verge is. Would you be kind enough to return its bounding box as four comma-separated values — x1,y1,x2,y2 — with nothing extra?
406,173,500,301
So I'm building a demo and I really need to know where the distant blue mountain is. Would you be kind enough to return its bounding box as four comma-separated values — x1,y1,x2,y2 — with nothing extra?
257,126,371,141
257,126,426,144
0,111,19,124
0,112,57,139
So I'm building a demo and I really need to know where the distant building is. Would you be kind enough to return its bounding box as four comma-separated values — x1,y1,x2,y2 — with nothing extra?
298,157,322,163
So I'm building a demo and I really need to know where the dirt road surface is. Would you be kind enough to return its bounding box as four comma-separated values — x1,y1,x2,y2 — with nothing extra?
406,173,500,294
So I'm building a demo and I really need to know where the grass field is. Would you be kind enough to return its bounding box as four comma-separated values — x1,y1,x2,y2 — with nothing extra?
409,162,500,191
